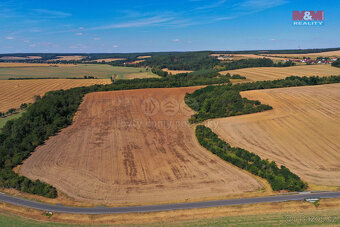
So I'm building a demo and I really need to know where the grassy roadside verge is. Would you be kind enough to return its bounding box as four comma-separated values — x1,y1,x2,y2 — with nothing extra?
0,198,339,226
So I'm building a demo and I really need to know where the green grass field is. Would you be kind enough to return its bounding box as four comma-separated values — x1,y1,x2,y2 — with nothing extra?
0,209,338,227
0,112,24,129
0,64,158,80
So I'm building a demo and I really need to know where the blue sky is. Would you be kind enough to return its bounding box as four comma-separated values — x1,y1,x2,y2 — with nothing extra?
0,0,339,53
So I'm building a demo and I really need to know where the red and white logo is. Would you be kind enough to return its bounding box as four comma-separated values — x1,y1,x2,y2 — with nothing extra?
292,11,324,26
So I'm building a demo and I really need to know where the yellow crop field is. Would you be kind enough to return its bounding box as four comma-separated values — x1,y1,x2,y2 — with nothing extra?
0,79,111,112
260,50,340,58
210,54,285,61
220,64,340,82
47,55,85,61
0,63,157,80
91,58,126,62
0,63,75,68
209,84,340,187
0,56,42,60
162,68,193,75
137,55,152,59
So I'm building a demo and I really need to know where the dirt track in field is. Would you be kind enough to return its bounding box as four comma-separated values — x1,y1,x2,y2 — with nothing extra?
220,65,340,82
0,79,111,112
209,84,340,186
20,87,262,205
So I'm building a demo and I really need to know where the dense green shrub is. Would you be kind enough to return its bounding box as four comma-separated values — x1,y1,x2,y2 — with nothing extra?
186,85,272,123
332,59,340,68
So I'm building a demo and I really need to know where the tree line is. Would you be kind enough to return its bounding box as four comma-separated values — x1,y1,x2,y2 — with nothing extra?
185,85,272,123
0,103,28,118
142,52,219,70
145,53,295,74
215,58,295,71
196,125,307,191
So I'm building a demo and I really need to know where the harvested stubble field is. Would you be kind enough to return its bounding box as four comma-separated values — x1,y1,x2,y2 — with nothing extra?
91,58,126,62
137,55,152,59
0,79,111,112
0,63,158,80
20,87,262,205
210,54,285,61
0,56,42,60
162,68,193,75
220,64,340,82
0,63,71,68
209,84,340,186
260,50,340,58
47,55,85,61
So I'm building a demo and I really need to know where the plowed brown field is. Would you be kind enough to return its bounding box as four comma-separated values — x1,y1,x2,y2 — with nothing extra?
0,79,111,112
220,64,340,82
20,87,262,205
209,84,340,186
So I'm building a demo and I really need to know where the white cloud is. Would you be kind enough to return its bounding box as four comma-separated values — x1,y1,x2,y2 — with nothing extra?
195,0,227,10
113,45,119,48
89,16,174,30
75,32,83,36
5,36,15,40
172,38,181,42
214,16,235,21
93,37,101,40
32,9,71,18
236,0,287,11
29,44,36,47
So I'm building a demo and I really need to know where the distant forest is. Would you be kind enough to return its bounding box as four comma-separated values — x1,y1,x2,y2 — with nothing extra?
0,47,338,66
1,47,339,60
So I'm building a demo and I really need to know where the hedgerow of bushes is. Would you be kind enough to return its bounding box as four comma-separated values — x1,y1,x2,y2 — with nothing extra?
196,125,307,191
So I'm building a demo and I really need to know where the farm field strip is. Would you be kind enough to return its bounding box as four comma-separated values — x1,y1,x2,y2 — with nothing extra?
161,68,193,75
91,58,126,62
209,84,340,186
46,56,85,61
220,64,340,81
0,79,111,112
210,54,286,61
20,87,262,205
0,63,158,80
0,63,75,68
260,50,340,58
0,56,42,60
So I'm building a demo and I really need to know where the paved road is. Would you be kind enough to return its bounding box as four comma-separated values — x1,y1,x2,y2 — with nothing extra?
0,192,339,214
